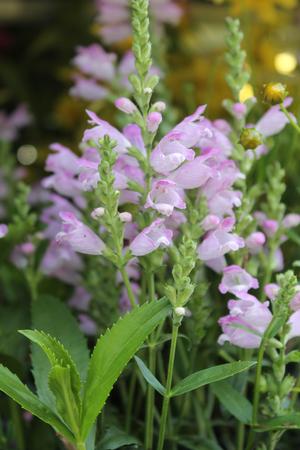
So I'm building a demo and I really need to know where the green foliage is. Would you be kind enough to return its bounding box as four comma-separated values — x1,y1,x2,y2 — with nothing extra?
31,295,89,408
96,426,140,450
80,297,171,439
0,365,75,443
170,361,256,397
211,380,253,424
134,356,166,395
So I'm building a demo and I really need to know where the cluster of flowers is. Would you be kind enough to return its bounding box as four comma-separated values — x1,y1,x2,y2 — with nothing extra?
34,83,299,341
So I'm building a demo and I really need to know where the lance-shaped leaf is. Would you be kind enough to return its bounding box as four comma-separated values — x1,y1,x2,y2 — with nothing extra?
19,330,81,395
134,356,165,395
80,298,171,439
211,380,253,424
0,364,75,443
171,361,256,397
255,414,300,431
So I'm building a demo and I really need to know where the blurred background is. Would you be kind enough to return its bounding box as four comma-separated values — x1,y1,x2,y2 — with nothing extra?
1,0,300,172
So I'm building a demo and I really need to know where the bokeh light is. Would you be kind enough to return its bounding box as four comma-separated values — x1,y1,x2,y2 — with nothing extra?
274,52,297,75
17,145,38,165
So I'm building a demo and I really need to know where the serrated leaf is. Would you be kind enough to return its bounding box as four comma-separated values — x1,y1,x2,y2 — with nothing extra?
171,361,256,397
96,426,140,450
80,298,171,439
0,364,74,443
48,365,81,435
211,380,253,424
31,296,89,408
134,356,165,395
20,330,81,395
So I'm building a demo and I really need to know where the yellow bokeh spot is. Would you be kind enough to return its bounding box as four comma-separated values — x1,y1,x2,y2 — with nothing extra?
239,84,254,102
274,52,297,75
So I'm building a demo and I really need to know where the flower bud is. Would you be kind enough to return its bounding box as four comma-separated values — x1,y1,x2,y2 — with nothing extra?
119,212,132,223
144,87,153,95
115,97,137,114
239,127,263,149
0,224,8,238
152,101,166,112
262,82,288,105
147,112,162,133
175,307,186,316
91,207,105,219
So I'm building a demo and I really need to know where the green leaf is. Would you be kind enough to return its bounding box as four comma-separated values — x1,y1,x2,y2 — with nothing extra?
96,426,140,450
31,295,89,408
134,356,165,395
0,364,74,443
20,330,81,395
211,380,253,424
171,361,256,397
80,298,171,439
255,414,300,431
48,365,81,435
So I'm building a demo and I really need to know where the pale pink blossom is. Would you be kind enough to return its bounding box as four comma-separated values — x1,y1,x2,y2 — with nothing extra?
130,219,173,256
147,112,162,133
145,180,185,216
56,212,105,255
245,232,266,254
115,97,137,114
0,223,8,238
218,297,272,348
69,286,92,311
45,143,80,175
219,265,259,297
72,44,116,81
70,77,108,101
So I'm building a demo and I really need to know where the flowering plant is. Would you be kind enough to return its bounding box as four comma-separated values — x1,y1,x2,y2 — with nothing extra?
1,2,300,450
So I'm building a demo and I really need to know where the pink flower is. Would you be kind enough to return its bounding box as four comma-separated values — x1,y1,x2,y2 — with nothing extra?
201,215,221,231
70,77,108,101
282,214,300,229
123,124,146,155
198,218,244,262
69,286,92,311
83,110,131,154
72,44,116,81
256,97,293,138
78,314,97,336
232,103,247,120
145,180,185,216
150,105,207,175
219,265,259,297
170,154,214,189
264,283,280,301
56,212,105,255
42,171,84,207
0,223,8,238
40,240,83,285
130,219,173,256
245,232,266,254
45,143,80,175
218,297,273,349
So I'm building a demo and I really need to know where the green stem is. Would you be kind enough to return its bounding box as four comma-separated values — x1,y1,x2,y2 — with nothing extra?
9,399,25,450
76,442,86,450
245,339,266,450
145,344,156,450
280,103,300,134
157,322,179,450
126,369,137,432
120,266,137,309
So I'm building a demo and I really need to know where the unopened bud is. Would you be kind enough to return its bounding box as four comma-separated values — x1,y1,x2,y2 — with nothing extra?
152,101,166,112
239,127,263,149
147,112,162,133
119,212,132,223
262,82,288,105
91,207,105,219
175,307,186,316
144,87,153,95
115,97,137,114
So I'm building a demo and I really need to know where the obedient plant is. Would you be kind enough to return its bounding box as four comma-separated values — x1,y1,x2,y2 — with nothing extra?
2,3,300,450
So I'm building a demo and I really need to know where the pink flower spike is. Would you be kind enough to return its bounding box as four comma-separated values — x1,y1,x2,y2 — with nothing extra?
46,143,80,175
219,265,259,297
198,221,244,261
147,112,162,133
115,97,137,114
56,212,105,255
283,213,300,229
145,180,186,216
129,219,173,256
0,224,8,238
